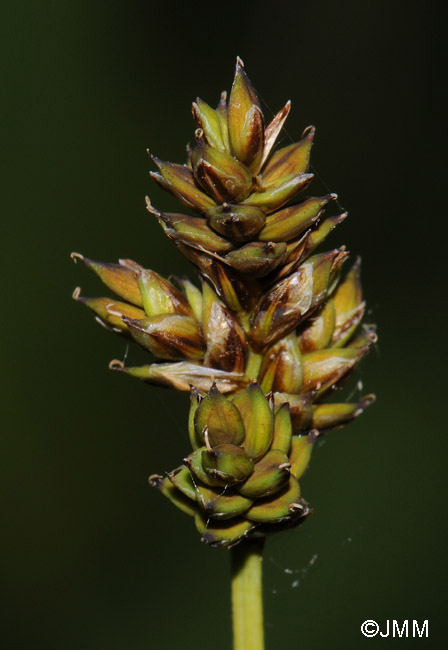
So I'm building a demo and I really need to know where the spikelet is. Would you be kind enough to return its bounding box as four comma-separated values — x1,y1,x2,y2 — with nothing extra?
73,58,376,546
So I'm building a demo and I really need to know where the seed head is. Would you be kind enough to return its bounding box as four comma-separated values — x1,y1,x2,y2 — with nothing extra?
73,59,376,547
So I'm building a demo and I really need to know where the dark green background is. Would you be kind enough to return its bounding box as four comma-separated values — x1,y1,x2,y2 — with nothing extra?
2,1,445,648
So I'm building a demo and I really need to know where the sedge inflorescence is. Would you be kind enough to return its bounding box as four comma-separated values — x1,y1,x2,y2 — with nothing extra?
73,58,376,547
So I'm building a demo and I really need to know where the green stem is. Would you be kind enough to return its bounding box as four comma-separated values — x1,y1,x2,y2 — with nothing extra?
245,349,263,380
230,538,265,650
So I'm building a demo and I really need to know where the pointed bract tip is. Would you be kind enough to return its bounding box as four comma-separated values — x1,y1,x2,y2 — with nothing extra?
302,125,316,138
360,394,376,408
72,286,82,300
248,379,262,391
308,429,320,442
148,473,164,488
94,316,114,331
289,502,305,513
70,252,83,264
149,171,160,183
190,385,202,400
117,258,142,274
236,55,245,68
145,197,161,217
109,359,125,371
331,247,350,271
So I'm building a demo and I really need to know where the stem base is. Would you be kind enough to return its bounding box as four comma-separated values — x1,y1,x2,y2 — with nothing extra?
231,538,265,650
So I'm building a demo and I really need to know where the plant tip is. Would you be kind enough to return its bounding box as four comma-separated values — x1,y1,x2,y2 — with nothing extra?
109,359,125,371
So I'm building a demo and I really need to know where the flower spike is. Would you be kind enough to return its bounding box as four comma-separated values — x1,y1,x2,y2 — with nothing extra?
73,59,376,548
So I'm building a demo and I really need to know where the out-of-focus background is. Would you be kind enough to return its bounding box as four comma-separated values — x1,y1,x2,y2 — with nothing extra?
2,1,445,648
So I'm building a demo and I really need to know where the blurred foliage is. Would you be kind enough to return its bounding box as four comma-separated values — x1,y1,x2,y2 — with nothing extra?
1,0,445,648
